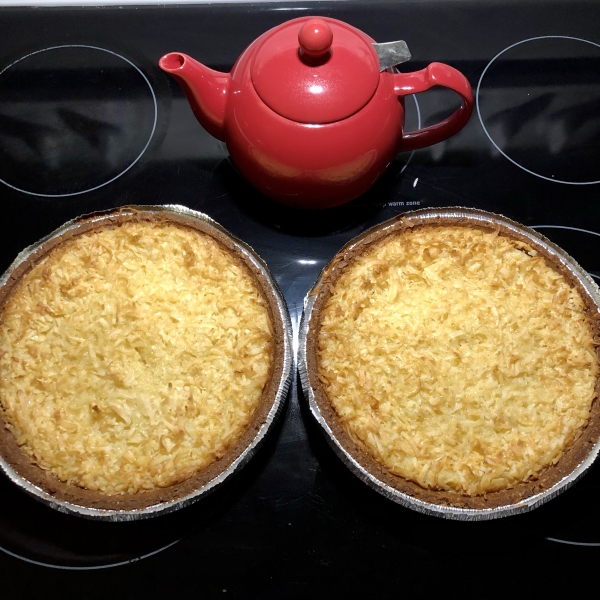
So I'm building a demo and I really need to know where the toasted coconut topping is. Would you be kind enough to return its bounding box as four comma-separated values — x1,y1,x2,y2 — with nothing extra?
0,221,272,495
317,226,598,496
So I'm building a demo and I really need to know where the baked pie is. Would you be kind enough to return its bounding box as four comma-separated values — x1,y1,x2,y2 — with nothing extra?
302,209,600,514
0,207,289,516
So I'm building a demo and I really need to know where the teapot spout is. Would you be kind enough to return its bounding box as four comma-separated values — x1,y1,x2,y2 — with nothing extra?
159,52,229,141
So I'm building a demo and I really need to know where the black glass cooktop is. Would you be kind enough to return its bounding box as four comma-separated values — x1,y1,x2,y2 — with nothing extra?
1,1,600,597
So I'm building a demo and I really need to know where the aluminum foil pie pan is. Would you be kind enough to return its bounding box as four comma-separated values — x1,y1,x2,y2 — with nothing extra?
0,205,293,520
298,207,600,520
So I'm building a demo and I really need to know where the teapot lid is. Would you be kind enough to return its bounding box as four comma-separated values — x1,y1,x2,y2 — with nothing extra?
251,17,380,124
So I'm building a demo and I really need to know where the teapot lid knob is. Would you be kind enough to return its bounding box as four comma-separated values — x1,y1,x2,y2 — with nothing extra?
298,19,333,58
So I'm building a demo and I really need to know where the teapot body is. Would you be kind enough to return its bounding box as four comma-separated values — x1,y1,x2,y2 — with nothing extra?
225,41,404,209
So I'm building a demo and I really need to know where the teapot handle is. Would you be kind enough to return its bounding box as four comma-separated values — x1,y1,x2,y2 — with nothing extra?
393,62,473,152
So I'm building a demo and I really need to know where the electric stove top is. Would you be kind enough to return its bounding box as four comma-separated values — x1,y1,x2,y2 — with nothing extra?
1,1,599,597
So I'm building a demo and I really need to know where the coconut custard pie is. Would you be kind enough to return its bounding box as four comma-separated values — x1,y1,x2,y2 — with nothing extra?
304,210,600,512
0,208,287,514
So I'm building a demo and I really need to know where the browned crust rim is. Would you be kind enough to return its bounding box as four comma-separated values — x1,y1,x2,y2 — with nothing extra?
0,207,287,512
305,211,600,510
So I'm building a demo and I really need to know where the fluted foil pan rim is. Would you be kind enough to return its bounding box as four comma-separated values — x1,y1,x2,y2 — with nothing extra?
0,204,293,521
298,207,600,521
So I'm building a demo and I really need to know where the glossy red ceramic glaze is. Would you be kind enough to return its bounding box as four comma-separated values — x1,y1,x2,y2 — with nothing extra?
159,16,473,209
298,19,333,58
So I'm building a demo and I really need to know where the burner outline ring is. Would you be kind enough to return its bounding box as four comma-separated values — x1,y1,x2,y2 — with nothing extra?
400,94,422,175
532,225,600,284
0,44,158,197
476,35,600,186
0,538,180,571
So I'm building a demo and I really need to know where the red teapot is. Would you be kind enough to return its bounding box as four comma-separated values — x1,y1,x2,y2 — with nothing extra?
159,16,473,209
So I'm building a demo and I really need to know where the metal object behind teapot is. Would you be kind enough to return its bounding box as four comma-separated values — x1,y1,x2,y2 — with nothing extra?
372,40,411,71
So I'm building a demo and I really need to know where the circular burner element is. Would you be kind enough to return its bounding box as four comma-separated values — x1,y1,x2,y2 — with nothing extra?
513,467,600,547
399,93,422,175
532,225,600,279
519,224,600,545
0,471,183,569
477,36,600,185
0,45,157,197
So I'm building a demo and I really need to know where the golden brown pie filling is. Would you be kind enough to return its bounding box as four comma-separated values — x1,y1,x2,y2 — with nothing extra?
0,221,273,495
317,226,598,496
